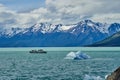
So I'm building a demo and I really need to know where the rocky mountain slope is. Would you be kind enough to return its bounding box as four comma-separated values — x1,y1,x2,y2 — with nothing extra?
89,31,120,47
0,20,120,47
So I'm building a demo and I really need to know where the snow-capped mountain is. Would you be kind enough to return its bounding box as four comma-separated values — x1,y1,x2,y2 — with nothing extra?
0,20,120,47
108,23,120,35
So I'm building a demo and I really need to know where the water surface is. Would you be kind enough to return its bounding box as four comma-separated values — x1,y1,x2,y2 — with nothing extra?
0,47,120,80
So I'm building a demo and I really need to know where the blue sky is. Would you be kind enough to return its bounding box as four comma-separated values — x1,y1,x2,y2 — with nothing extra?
0,0,45,12
0,0,120,28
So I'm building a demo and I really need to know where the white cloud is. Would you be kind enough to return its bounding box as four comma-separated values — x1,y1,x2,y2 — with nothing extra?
0,4,16,22
38,0,120,24
90,13,120,23
0,0,120,28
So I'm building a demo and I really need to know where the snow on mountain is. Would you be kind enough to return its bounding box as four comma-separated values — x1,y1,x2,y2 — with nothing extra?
108,23,120,35
32,23,41,32
31,23,60,33
0,27,26,37
80,20,110,33
57,24,77,31
66,20,110,35
95,23,110,34
0,19,120,38
0,20,120,47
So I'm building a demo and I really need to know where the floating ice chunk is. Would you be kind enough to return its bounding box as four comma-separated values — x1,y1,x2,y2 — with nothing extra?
64,52,76,59
74,51,91,60
84,74,103,80
64,51,91,60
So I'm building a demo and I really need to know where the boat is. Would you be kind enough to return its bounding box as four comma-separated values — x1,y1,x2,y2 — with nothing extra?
29,49,47,53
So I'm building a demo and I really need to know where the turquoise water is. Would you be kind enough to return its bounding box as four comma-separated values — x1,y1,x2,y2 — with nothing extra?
0,47,120,80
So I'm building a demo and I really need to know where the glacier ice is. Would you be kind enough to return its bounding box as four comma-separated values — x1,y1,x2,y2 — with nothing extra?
64,52,76,59
64,51,91,60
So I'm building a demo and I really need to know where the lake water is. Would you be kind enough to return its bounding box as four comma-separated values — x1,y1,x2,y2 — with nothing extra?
0,47,120,80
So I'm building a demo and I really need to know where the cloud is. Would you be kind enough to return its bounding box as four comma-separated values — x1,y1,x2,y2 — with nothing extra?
0,0,120,28
0,4,17,28
0,4,15,21
90,13,120,23
31,0,120,24
45,0,120,19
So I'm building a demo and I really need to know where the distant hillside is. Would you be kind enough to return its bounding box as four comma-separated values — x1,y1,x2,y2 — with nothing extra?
90,31,120,47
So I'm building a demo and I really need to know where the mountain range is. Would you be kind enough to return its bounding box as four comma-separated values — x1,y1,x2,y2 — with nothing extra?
89,31,120,47
0,20,120,47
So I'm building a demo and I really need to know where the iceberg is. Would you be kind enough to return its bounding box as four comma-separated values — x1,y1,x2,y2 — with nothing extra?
65,51,91,60
74,51,91,60
64,52,76,59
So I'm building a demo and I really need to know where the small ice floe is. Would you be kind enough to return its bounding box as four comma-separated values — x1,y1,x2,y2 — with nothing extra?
64,51,76,59
84,74,103,80
64,51,91,60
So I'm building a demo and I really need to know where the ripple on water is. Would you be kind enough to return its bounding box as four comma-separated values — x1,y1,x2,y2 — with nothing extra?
0,51,120,80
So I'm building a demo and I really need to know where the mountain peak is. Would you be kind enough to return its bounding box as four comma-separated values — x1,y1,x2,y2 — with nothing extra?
0,20,120,47
0,20,120,36
84,19,93,23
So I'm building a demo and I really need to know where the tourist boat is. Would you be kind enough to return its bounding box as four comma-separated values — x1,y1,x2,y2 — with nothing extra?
29,49,47,53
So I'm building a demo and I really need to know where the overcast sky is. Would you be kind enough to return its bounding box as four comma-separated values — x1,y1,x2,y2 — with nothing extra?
0,0,120,28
